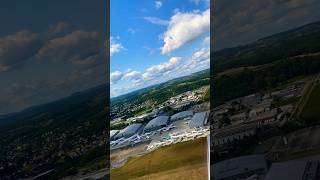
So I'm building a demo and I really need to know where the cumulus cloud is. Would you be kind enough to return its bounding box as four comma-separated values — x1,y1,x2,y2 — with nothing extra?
142,57,181,80
48,21,69,34
161,9,210,54
203,36,210,45
37,30,100,63
110,71,124,84
123,70,142,80
155,1,162,9
0,23,107,114
110,46,211,97
0,31,42,72
110,36,125,56
184,48,210,71
144,17,169,26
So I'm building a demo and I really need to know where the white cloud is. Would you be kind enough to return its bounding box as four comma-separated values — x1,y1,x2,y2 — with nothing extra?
110,70,123,84
184,48,210,71
161,9,210,54
142,57,181,80
110,47,210,96
127,28,136,34
144,17,169,26
203,36,210,45
48,22,69,34
110,36,125,56
155,1,162,9
123,70,142,80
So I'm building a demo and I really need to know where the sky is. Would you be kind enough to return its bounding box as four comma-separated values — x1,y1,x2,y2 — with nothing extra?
0,0,107,115
2,0,320,114
110,0,210,97
213,0,320,50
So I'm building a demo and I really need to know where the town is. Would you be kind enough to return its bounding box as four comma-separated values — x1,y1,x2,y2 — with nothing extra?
211,74,320,180
110,86,210,169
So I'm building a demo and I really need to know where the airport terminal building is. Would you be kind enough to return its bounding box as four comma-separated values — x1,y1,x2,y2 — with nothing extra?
110,130,120,140
189,112,209,128
212,155,268,180
171,110,193,121
143,116,170,133
114,123,143,139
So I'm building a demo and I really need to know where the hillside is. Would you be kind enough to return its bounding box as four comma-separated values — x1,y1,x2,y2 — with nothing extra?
214,21,320,73
111,69,210,118
213,20,320,106
0,84,108,179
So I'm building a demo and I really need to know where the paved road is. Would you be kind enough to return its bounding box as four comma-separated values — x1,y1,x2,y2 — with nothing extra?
291,74,320,120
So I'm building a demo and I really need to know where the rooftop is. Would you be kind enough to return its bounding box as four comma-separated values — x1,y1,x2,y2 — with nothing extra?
265,160,318,180
144,116,169,130
189,112,208,128
115,123,143,139
171,110,193,120
212,155,267,180
110,130,119,138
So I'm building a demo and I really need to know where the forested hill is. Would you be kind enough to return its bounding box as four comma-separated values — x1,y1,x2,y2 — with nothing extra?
214,20,320,73
111,69,210,107
0,84,108,132
213,20,320,106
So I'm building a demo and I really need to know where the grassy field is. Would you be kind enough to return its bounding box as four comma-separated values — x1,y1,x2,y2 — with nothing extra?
110,137,208,180
300,84,320,125
272,96,300,108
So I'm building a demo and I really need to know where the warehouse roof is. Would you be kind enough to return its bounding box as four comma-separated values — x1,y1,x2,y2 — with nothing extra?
171,111,193,120
212,155,267,180
110,130,119,139
265,160,318,180
115,123,143,139
189,112,208,128
144,116,169,131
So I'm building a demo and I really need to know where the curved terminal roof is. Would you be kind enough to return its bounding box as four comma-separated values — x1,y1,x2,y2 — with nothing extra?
189,112,208,128
171,111,193,121
144,116,169,131
212,155,267,180
115,123,143,139
110,130,119,139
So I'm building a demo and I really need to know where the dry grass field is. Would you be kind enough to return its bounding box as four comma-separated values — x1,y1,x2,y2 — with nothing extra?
110,137,208,180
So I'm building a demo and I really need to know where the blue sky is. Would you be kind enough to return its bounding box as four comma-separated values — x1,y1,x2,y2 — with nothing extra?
110,0,210,97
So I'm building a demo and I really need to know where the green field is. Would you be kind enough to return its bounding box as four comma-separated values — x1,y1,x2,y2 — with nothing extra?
300,84,320,125
272,96,300,108
111,138,208,180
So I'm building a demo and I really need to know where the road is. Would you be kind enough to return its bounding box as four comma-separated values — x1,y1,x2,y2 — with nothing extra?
291,73,320,120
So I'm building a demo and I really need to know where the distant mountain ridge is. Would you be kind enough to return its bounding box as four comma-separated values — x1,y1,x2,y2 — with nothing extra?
212,20,320,105
0,84,108,128
214,20,320,73
111,69,209,103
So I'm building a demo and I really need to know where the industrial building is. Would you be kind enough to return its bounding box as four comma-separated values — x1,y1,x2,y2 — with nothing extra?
143,116,169,133
265,160,320,180
189,112,208,128
212,155,268,180
114,123,143,139
171,110,193,121
212,123,256,146
110,130,119,140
